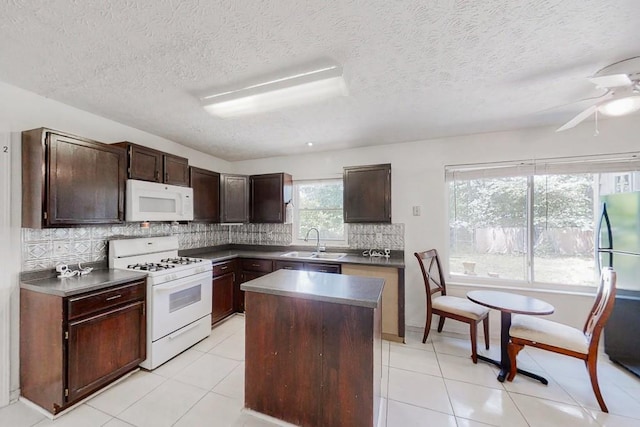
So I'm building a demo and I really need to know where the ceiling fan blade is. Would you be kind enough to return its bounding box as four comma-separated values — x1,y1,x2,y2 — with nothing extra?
556,105,598,132
538,91,611,113
589,74,632,88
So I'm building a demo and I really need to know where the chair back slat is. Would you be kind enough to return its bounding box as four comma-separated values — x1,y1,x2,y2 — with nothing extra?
584,267,617,350
414,250,447,305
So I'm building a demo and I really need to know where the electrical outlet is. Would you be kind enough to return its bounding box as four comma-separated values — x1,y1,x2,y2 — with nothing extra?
375,232,383,241
412,206,421,216
53,242,68,256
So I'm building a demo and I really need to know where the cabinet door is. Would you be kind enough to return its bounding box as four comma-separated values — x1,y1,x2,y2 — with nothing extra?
129,144,163,182
47,133,126,226
212,272,235,324
343,164,391,223
67,301,145,403
190,167,220,222
250,173,292,223
164,154,189,186
221,174,249,223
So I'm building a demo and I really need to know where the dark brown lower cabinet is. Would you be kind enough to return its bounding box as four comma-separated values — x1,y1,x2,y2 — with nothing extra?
237,258,273,312
20,280,146,414
212,273,235,324
212,260,237,324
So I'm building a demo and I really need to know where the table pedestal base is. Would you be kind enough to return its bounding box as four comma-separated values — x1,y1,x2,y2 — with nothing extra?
476,355,548,384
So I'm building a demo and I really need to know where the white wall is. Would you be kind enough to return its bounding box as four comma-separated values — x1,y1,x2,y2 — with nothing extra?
233,114,640,336
0,81,232,172
0,81,232,406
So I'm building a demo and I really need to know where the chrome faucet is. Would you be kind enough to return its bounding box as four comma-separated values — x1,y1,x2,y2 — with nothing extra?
304,227,323,253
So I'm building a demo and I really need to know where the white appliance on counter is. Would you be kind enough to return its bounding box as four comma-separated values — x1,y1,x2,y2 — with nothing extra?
126,179,194,222
109,235,211,370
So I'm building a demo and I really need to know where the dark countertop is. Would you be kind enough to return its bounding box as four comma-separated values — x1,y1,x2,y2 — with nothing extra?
20,269,149,297
186,248,405,268
240,269,385,308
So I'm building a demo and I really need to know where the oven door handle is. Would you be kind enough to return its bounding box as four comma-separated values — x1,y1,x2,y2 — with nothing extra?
156,281,196,292
168,322,200,340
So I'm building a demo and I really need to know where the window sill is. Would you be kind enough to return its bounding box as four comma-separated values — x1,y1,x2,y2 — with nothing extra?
446,279,597,297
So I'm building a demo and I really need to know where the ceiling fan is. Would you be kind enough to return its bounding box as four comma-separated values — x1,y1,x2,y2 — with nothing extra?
556,56,640,132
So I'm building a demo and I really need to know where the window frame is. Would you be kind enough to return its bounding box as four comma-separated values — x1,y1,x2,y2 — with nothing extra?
444,152,640,293
291,178,348,247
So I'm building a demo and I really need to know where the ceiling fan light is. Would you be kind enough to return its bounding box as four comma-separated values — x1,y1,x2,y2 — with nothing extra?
598,95,640,116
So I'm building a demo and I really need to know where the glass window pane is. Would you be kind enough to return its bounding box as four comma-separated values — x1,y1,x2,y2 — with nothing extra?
449,177,528,281
294,180,345,241
533,174,596,286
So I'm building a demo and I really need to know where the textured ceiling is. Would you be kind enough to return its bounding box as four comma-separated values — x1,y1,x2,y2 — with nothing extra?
1,1,639,161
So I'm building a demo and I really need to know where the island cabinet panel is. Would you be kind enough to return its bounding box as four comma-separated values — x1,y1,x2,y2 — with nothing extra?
220,174,249,223
20,279,146,414
322,303,381,427
245,293,323,426
245,290,381,427
22,128,126,228
343,163,391,223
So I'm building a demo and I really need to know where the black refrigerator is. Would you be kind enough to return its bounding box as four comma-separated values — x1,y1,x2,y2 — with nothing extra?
598,191,640,377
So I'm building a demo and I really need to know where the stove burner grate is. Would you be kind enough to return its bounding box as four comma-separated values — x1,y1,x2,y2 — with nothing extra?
127,263,175,272
160,257,204,265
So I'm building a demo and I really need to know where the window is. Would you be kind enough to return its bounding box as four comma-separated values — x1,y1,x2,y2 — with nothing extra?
446,154,640,289
293,179,347,245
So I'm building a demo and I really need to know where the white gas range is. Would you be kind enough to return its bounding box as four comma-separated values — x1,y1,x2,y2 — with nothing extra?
109,235,212,370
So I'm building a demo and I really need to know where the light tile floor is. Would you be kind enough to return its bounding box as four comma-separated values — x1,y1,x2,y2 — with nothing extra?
2,315,640,427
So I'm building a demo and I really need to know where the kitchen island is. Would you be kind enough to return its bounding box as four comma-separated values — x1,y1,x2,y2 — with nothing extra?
241,269,384,427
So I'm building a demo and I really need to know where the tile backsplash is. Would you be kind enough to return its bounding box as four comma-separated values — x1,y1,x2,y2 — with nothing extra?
21,222,404,271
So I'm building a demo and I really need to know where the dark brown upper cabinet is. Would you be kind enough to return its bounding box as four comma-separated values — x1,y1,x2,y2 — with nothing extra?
220,174,249,223
114,142,189,187
189,166,220,223
22,128,126,228
250,173,293,223
343,163,391,223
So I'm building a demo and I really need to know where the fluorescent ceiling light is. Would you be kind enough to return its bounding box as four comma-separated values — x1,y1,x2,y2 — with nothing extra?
201,66,347,118
599,95,640,116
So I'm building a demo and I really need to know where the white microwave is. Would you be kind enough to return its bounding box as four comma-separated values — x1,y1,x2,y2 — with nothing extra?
126,179,194,222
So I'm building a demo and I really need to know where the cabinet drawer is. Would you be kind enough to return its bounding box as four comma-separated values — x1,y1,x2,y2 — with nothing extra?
240,258,273,273
68,281,146,320
305,263,341,274
213,260,235,277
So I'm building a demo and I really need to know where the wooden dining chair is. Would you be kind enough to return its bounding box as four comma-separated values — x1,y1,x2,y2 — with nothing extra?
507,267,617,412
414,249,490,363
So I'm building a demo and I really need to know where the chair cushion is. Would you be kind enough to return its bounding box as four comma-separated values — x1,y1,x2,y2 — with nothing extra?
510,314,588,354
432,295,489,320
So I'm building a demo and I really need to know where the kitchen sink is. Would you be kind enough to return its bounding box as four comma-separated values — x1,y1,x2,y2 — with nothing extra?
314,252,347,260
280,251,347,260
281,251,317,258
